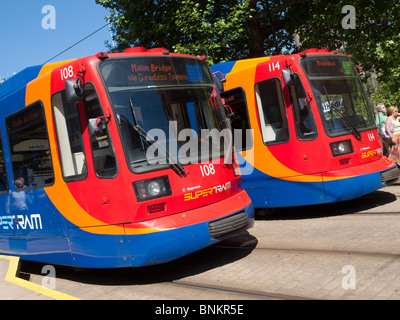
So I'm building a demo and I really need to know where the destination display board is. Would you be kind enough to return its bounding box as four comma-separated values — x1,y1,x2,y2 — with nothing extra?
301,56,357,77
100,57,211,89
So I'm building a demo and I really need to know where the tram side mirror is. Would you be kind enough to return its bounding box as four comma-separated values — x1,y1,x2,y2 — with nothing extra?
222,99,235,118
282,69,295,86
305,97,311,106
213,74,225,92
65,78,84,103
88,117,109,137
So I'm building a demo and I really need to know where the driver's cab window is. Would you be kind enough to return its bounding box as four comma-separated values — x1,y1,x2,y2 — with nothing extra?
52,90,88,181
289,74,317,140
255,78,289,145
84,83,117,178
221,87,253,151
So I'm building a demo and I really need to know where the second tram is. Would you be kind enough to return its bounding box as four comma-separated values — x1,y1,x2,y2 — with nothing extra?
211,48,400,208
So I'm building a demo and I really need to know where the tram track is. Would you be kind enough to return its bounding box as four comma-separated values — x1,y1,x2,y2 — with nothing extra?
171,202,400,300
170,279,314,300
19,263,315,300
352,211,400,216
168,242,400,300
211,244,400,259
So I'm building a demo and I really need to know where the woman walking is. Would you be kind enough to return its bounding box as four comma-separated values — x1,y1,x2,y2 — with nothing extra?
385,106,400,163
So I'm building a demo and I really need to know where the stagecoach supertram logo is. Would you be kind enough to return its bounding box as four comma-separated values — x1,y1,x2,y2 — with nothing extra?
0,214,43,230
361,150,378,159
184,182,231,201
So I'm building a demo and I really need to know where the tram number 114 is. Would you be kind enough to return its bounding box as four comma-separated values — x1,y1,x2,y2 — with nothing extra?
268,61,281,72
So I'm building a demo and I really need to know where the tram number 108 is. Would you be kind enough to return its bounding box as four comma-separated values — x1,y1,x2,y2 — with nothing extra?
200,164,216,177
60,66,74,81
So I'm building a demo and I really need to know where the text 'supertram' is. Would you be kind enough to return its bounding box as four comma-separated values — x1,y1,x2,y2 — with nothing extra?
0,47,254,268
211,48,400,208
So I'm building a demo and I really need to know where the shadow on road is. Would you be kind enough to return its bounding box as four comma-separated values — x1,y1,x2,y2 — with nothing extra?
255,190,398,221
19,232,258,287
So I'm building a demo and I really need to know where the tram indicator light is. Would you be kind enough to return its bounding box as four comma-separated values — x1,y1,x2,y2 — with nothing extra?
96,52,109,60
148,203,166,214
339,158,351,165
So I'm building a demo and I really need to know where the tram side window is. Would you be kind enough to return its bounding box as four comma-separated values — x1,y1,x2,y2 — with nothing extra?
255,78,289,145
6,101,55,189
84,83,118,178
52,90,88,181
289,74,318,140
0,130,8,193
221,87,253,151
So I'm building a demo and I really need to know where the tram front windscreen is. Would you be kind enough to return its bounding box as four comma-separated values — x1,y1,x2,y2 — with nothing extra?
99,57,230,172
301,56,375,139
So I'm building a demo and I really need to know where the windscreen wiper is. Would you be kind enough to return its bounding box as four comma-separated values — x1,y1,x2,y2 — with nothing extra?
323,86,362,141
129,99,187,176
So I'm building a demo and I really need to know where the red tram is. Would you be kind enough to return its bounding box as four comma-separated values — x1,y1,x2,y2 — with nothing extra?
211,49,400,208
0,47,254,268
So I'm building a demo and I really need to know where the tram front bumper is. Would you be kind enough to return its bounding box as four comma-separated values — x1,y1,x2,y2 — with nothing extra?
323,157,400,203
127,190,254,267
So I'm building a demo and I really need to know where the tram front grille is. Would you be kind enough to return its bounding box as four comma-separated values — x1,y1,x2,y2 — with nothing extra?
208,211,248,238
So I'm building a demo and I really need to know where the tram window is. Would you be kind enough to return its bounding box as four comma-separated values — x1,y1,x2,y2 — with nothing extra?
255,78,289,145
84,83,118,178
221,87,253,151
0,130,8,193
52,91,88,181
6,101,55,189
289,74,318,140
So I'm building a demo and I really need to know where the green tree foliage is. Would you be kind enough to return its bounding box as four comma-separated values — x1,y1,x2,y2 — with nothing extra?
96,0,183,50
96,0,400,104
96,0,298,61
173,0,251,63
285,0,400,105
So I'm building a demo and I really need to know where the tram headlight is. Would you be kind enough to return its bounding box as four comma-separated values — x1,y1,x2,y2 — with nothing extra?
330,140,354,157
133,176,172,202
148,181,161,196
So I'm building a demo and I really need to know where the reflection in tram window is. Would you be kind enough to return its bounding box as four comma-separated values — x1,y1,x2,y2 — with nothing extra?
289,73,318,140
52,90,88,182
5,101,55,189
221,87,253,151
0,129,8,193
255,78,289,145
84,83,118,178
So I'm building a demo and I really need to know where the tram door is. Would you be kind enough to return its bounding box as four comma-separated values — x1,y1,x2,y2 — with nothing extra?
52,82,125,228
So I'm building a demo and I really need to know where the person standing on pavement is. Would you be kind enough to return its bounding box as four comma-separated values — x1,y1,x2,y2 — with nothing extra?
385,106,400,162
376,103,387,128
376,103,389,156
